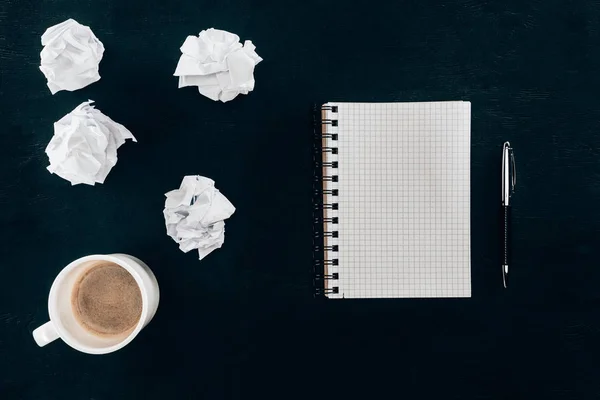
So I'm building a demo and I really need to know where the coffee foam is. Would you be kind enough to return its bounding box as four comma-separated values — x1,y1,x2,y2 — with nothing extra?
71,262,142,337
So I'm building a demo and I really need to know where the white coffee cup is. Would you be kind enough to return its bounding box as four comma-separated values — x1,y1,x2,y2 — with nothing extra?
32,254,159,354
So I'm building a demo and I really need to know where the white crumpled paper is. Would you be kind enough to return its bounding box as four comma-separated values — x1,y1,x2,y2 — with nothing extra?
173,28,262,103
164,176,236,260
45,101,136,185
40,19,105,94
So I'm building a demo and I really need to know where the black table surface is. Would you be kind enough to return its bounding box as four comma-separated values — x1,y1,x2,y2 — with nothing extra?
2,0,600,398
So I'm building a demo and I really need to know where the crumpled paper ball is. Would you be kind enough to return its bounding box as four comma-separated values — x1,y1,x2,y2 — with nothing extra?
163,176,236,260
39,19,105,94
173,28,262,103
45,101,136,185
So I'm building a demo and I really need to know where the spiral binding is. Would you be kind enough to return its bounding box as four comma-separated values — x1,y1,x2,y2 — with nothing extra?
315,273,339,280
315,287,339,295
313,104,339,297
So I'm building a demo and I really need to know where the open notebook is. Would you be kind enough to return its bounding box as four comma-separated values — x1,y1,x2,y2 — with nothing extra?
315,102,471,299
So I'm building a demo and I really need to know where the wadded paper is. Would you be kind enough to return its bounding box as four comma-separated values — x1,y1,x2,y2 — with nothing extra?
173,28,262,103
46,101,136,185
164,176,236,260
40,19,104,94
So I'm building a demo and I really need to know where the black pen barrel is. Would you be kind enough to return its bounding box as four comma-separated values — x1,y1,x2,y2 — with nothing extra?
502,205,511,288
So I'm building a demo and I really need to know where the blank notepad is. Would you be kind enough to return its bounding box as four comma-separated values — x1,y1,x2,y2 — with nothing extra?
321,102,471,298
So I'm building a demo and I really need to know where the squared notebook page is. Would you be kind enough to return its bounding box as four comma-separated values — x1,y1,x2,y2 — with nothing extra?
322,102,471,299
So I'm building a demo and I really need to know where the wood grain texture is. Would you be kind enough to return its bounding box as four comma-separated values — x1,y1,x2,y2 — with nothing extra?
1,0,600,398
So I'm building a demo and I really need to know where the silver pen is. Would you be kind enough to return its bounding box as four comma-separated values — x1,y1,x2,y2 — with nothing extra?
501,142,516,288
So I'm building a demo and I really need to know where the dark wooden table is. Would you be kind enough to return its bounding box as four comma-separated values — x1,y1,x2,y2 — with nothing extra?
1,0,600,398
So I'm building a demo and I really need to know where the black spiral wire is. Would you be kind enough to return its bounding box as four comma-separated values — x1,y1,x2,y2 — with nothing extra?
313,105,339,297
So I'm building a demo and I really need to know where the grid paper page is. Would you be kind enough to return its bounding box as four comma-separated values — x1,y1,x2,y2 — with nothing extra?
324,102,471,299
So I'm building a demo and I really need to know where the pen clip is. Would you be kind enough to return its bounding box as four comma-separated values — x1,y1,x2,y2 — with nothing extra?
510,147,516,194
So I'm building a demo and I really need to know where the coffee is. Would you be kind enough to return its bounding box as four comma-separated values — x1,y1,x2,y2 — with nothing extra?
71,262,142,337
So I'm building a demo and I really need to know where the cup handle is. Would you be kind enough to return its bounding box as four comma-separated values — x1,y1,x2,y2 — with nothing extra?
33,321,60,347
